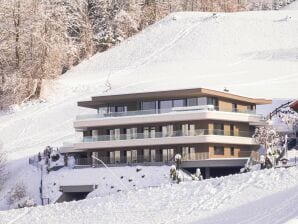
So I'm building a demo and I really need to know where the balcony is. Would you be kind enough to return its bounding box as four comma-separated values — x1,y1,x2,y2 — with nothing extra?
74,105,264,129
81,129,253,143
76,105,257,121
74,152,210,167
70,129,257,151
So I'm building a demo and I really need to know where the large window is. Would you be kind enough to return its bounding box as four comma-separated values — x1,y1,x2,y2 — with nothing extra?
109,105,127,113
230,147,235,156
159,100,173,110
182,124,195,136
214,146,224,155
197,97,207,105
232,103,238,112
141,101,157,111
214,123,224,135
173,99,185,107
187,98,198,107
207,97,219,109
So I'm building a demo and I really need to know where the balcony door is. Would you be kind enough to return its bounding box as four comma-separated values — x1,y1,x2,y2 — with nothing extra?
214,123,224,135
162,148,174,162
162,125,173,137
182,124,195,136
182,146,196,160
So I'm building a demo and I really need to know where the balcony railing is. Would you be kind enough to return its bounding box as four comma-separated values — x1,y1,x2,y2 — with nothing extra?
80,129,254,143
76,105,258,120
74,153,210,166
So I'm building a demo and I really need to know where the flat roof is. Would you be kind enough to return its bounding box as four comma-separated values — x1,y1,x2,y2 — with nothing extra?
78,88,272,109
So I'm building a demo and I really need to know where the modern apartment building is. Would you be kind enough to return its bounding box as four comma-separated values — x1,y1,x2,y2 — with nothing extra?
61,88,271,178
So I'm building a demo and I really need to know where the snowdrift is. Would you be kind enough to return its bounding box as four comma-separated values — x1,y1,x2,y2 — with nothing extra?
0,167,298,224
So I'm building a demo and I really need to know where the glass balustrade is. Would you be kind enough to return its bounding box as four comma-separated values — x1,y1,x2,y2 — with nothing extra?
76,105,258,120
79,129,254,143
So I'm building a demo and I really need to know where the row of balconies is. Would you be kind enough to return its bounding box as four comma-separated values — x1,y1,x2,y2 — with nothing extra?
81,129,254,143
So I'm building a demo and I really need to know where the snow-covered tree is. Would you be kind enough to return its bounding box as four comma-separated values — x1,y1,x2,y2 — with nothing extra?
7,183,36,209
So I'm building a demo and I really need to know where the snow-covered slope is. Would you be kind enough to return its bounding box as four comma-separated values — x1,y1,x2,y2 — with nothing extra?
1,167,298,224
43,166,171,203
1,10,298,213
1,10,298,160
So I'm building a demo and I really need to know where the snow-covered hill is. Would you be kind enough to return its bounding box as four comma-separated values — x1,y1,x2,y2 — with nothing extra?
0,10,298,215
1,10,298,160
1,167,298,224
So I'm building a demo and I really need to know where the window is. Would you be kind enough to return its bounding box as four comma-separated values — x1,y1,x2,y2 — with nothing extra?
230,147,235,156
232,103,238,112
115,151,121,163
230,124,234,136
131,127,137,139
214,123,224,135
150,149,156,162
173,99,185,107
214,146,224,155
132,150,137,163
144,149,150,162
247,105,255,112
141,101,156,111
207,97,219,109
126,150,132,163
189,147,196,160
182,124,195,136
182,146,190,160
197,97,207,106
162,125,173,137
98,107,108,114
159,100,173,110
143,127,150,138
108,105,127,113
187,98,198,107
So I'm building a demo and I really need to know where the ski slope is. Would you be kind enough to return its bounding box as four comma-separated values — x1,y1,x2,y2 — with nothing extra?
0,167,298,224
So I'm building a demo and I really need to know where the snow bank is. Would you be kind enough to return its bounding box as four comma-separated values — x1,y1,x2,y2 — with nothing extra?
1,167,298,224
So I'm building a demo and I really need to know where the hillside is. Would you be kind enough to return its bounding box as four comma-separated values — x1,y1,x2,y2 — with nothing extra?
0,167,298,224
0,10,298,213
1,10,298,160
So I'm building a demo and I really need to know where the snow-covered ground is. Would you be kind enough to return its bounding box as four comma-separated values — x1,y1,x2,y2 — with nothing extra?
1,167,298,224
43,166,171,203
0,9,298,217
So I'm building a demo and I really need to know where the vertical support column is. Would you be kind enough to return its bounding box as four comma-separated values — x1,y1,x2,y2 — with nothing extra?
205,167,210,179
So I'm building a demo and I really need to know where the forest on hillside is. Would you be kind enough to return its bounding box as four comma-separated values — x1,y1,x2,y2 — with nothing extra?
0,0,295,109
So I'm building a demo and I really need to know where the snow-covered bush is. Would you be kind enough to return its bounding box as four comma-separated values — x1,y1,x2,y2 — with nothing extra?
7,183,36,209
51,151,60,162
253,127,281,148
